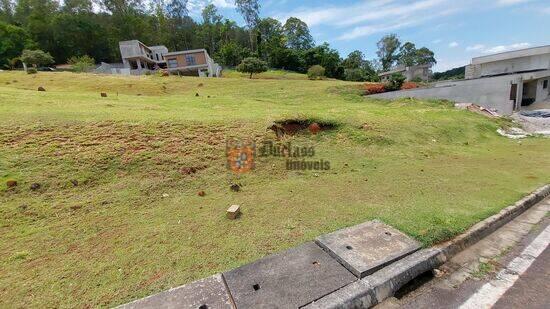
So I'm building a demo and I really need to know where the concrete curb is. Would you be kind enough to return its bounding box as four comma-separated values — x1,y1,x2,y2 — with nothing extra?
116,185,549,308
303,184,550,308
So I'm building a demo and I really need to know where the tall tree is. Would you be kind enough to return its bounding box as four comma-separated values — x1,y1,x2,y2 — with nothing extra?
398,42,436,67
376,33,401,71
342,50,376,81
256,17,284,63
199,4,222,54
166,0,187,20
342,50,366,69
201,3,221,25
303,42,343,79
283,17,313,50
397,42,417,67
234,0,260,52
415,47,436,66
0,22,35,68
63,0,92,13
0,0,14,23
50,13,111,62
165,0,195,50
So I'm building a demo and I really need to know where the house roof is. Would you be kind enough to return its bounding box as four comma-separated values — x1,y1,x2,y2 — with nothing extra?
471,44,550,65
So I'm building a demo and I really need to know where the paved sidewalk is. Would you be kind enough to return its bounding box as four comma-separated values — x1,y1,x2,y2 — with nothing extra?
376,197,550,309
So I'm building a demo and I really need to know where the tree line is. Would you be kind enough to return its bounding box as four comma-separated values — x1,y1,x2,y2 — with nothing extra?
0,0,436,81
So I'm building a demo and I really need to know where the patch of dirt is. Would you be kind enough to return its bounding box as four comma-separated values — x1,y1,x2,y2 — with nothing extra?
269,119,338,138
0,122,244,184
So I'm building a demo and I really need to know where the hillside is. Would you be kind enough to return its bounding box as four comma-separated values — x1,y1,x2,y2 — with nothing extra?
0,71,549,308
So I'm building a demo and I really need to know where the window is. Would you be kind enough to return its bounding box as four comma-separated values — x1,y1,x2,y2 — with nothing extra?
167,59,178,68
185,55,196,66
544,80,548,89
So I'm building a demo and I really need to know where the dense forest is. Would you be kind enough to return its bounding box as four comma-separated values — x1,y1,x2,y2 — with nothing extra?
0,0,437,81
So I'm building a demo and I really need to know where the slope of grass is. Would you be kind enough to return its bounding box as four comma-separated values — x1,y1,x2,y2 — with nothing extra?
0,71,549,308
222,69,309,80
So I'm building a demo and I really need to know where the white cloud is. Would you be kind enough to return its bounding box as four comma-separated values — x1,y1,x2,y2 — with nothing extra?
448,41,459,48
543,7,550,14
466,43,531,54
496,0,532,6
275,0,468,41
466,44,485,51
432,39,443,44
269,0,541,42
484,43,531,53
275,0,456,27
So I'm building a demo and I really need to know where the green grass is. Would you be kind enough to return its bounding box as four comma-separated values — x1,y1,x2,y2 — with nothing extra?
0,71,549,308
222,68,310,80
471,261,496,278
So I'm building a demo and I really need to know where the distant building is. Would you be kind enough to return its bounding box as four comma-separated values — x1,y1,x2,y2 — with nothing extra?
378,64,432,82
164,49,222,77
465,45,550,79
369,44,550,115
96,40,221,77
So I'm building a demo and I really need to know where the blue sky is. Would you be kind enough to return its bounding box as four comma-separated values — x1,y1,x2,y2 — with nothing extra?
188,0,550,72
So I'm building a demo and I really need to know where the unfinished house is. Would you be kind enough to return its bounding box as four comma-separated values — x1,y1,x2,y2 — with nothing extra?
379,64,432,82
96,40,221,77
118,40,168,74
164,49,222,77
370,45,550,115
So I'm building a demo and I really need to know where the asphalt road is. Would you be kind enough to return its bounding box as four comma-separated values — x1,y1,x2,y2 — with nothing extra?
493,246,550,309
378,200,550,309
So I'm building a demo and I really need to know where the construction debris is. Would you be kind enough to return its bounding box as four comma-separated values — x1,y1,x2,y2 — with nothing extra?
511,112,550,136
497,127,530,139
455,103,500,118
227,205,241,219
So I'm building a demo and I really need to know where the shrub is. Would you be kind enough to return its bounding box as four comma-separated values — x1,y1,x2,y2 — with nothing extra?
236,57,268,79
365,83,385,94
401,82,418,90
20,49,54,68
385,73,406,91
144,70,152,76
344,68,366,81
26,68,37,74
410,76,423,83
68,55,95,73
307,65,326,80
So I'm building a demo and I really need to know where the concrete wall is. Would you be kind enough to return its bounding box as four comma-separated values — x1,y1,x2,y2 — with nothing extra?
369,74,521,115
369,70,550,115
466,46,550,79
536,78,550,102
479,54,550,77
119,41,149,59
150,46,168,62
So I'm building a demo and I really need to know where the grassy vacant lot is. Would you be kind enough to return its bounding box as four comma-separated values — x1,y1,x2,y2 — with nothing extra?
0,71,549,308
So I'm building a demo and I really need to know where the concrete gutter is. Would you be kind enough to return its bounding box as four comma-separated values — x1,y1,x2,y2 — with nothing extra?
116,185,549,308
303,184,550,308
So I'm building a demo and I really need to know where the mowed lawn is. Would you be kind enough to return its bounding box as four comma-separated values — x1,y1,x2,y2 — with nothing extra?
0,71,549,308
